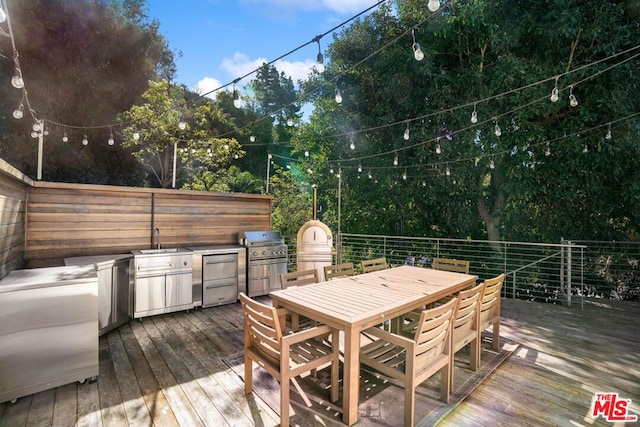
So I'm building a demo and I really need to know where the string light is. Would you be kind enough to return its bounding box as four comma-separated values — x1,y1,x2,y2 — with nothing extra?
133,130,140,140
393,152,398,166
494,119,502,137
545,143,551,156
402,169,407,180
368,171,372,179
108,131,115,145
569,85,578,107
445,165,451,176
287,118,294,126
403,122,410,140
427,0,440,12
335,85,343,104
349,140,355,150
435,143,441,154
232,81,241,108
304,150,309,157
62,132,68,143
358,163,362,172
12,103,23,119
178,121,186,130
82,135,89,146
314,36,325,73
605,123,612,140
471,103,478,123
489,159,495,169
583,144,588,153
411,29,424,61
550,76,559,102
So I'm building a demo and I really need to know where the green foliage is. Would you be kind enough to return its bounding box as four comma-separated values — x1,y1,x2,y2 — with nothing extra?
270,167,315,238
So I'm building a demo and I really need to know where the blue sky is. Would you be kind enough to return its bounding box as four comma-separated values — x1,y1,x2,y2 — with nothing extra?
147,0,380,98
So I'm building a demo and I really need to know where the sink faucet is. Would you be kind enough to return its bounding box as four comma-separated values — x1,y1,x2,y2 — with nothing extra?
153,227,161,249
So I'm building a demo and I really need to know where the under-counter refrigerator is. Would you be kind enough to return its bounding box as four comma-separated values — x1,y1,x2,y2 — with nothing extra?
0,265,99,404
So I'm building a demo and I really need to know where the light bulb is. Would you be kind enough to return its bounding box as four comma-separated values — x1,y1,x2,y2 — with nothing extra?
550,87,559,102
335,87,342,104
368,171,372,179
393,154,398,166
350,141,355,150
82,135,89,145
62,133,68,143
435,144,441,154
569,94,578,107
402,170,407,180
178,121,186,130
287,118,293,126
490,159,495,169
471,110,478,124
44,130,49,136
494,122,502,137
583,144,588,153
545,145,551,156
223,143,229,150
428,0,440,12
33,122,41,132
11,74,24,89
445,167,451,176
330,168,334,174
268,153,273,159
31,131,38,138
606,125,612,140
233,89,241,108
403,126,410,140
358,164,362,173
316,52,325,73
234,154,239,159
250,135,256,142
412,43,424,61
133,131,140,140
108,134,115,145
12,104,23,119
304,150,309,157
0,6,6,23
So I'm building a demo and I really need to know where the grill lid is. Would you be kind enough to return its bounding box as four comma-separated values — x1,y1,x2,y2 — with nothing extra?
238,230,284,246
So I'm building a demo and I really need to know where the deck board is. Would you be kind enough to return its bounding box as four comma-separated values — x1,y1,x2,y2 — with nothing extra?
1,297,638,427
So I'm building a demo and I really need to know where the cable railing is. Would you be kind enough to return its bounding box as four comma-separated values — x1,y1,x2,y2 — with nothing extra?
285,233,592,307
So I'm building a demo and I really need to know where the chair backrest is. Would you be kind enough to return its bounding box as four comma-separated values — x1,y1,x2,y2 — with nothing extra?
239,293,283,363
432,257,470,274
324,263,355,280
452,282,484,348
280,269,319,289
479,273,505,329
413,297,457,363
360,257,388,273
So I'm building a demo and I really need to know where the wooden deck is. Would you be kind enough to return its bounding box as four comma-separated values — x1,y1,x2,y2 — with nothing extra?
1,297,639,426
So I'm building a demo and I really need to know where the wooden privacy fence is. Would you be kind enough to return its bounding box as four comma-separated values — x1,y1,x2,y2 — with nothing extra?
0,159,273,272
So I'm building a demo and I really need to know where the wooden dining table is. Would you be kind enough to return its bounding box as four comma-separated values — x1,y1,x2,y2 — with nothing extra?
269,265,477,426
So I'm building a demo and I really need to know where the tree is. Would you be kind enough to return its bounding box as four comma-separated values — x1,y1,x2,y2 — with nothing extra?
119,81,243,188
0,0,175,184
293,0,640,243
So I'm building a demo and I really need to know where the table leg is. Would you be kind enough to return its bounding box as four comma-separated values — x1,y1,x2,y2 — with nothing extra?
343,327,359,425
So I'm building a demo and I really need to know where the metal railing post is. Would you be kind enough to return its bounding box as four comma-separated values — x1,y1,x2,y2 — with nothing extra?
567,241,572,307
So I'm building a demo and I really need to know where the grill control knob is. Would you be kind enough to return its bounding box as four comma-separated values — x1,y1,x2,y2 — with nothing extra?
262,250,268,255
252,251,258,257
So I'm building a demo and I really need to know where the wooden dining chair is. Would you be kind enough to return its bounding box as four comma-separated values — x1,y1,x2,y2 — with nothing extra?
449,282,484,388
323,262,355,280
279,269,319,331
360,297,458,427
239,293,339,427
478,273,505,363
432,257,470,274
360,257,388,273
280,268,319,289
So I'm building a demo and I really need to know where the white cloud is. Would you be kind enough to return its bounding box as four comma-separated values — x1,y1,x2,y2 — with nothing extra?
194,77,224,99
240,0,376,15
221,52,316,87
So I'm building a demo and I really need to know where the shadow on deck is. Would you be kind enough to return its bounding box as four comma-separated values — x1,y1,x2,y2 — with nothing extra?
0,298,638,426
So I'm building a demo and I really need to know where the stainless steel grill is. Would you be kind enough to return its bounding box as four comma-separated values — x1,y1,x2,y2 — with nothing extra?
238,230,288,297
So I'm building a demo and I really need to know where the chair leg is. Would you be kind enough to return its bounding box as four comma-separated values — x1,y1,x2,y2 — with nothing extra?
404,378,415,427
330,331,340,402
441,363,451,404
492,321,500,351
244,356,253,395
280,378,290,427
470,336,480,371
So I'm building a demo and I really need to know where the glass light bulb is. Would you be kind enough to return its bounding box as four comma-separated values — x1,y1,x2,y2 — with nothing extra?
12,106,23,119
471,110,478,124
234,153,239,159
317,53,325,73
250,135,256,142
62,133,68,143
402,171,407,180
494,123,502,137
545,145,551,156
330,168,334,174
403,127,410,140
368,172,372,179
268,153,273,159
11,75,24,89
44,130,49,136
393,155,398,166
82,135,89,145
287,118,293,126
358,164,362,172
350,142,355,150
108,134,115,145
133,131,140,140
33,122,41,132
335,88,342,104
606,128,612,140
435,144,441,154
412,43,424,61
428,0,440,12
583,144,588,153
550,87,559,102
223,143,229,150
445,167,451,176
178,121,186,130
233,89,242,108
304,150,309,157
31,131,38,138
569,94,578,107
490,159,495,169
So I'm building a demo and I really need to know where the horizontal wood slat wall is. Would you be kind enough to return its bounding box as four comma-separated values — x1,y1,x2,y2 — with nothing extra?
0,159,32,278
25,182,273,267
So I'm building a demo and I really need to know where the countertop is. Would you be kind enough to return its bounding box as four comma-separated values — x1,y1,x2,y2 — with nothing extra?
185,244,245,254
0,265,98,292
64,254,133,267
